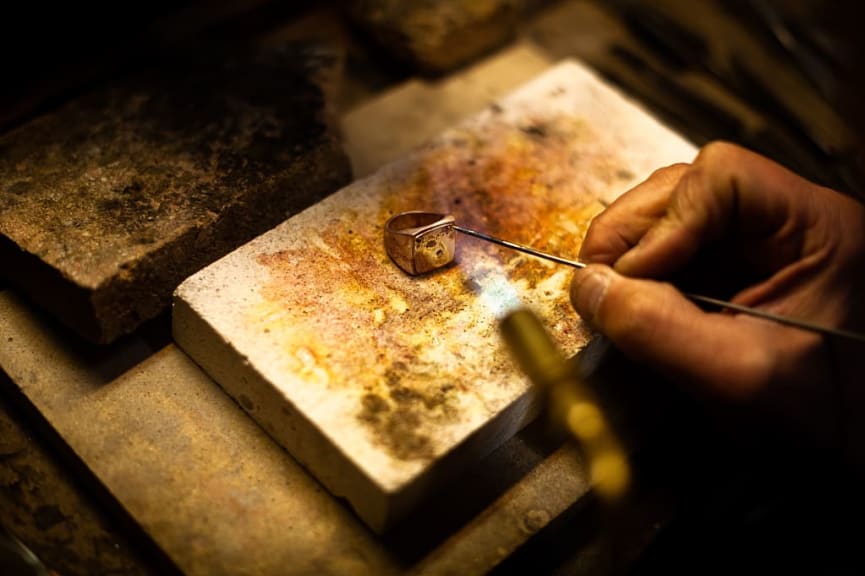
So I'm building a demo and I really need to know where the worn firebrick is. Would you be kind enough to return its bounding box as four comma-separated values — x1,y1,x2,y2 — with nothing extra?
0,43,352,343
173,61,697,533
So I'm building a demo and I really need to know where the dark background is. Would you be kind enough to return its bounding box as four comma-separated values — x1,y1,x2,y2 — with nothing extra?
2,1,863,574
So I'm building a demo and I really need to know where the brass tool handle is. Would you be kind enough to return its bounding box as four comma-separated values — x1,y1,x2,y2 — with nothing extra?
500,308,630,501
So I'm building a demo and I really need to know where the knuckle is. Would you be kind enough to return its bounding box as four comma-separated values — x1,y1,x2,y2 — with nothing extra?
648,162,690,185
668,169,706,220
669,151,739,235
691,142,751,189
586,209,615,232
695,140,740,165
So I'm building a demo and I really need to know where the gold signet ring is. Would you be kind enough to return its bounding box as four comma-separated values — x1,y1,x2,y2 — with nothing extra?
384,212,456,275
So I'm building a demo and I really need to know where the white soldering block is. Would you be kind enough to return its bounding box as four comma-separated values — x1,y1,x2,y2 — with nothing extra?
173,59,695,533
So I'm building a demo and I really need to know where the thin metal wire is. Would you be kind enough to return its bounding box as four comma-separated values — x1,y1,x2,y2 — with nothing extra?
453,225,587,269
452,224,865,344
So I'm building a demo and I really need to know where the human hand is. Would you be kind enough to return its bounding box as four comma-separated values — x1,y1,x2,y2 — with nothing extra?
569,142,865,462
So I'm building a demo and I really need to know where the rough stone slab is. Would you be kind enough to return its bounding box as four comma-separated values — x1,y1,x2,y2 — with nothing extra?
347,0,520,74
0,43,351,344
174,60,696,532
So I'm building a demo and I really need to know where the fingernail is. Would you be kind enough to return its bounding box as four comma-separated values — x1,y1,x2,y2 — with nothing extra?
571,265,614,322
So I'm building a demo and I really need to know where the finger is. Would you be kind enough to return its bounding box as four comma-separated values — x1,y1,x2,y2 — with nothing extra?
580,163,689,265
614,141,820,278
570,264,778,399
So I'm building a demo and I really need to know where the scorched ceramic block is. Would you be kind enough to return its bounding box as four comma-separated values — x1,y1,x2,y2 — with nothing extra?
173,60,696,532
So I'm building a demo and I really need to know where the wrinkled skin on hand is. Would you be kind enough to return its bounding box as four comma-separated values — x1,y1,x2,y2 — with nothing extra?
570,141,865,473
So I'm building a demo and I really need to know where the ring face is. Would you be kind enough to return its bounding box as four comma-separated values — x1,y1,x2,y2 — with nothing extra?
384,212,456,275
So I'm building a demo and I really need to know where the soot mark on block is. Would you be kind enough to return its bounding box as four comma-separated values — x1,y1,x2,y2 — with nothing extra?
357,361,460,462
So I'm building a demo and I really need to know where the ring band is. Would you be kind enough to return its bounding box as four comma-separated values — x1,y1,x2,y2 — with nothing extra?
384,212,456,275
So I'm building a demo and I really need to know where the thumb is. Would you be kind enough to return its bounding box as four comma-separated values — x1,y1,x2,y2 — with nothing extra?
570,264,774,399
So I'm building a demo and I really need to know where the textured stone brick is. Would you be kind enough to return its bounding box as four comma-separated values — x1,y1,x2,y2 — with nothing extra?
0,43,351,343
349,0,521,74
